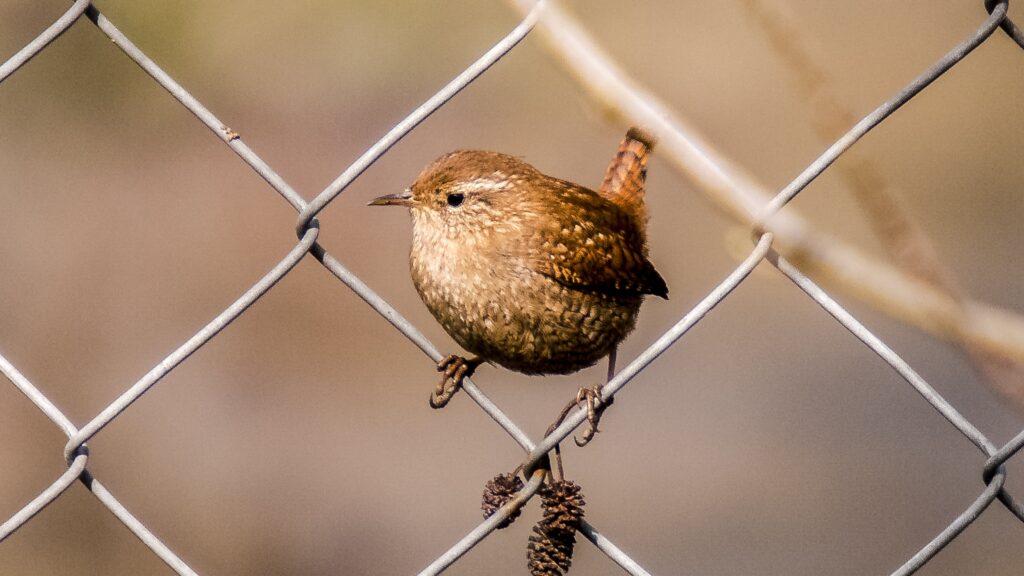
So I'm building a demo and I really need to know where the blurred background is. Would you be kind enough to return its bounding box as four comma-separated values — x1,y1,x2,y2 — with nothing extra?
1,1,1023,574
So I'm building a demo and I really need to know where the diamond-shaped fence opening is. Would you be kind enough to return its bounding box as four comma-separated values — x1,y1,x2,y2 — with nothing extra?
2,1,1023,575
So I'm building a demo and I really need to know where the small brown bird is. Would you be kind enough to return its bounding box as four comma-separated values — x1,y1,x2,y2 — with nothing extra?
371,128,666,432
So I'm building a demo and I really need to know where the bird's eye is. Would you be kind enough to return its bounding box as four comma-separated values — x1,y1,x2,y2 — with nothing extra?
446,193,465,207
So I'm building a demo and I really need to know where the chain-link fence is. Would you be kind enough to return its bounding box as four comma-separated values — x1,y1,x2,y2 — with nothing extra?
2,1,1024,575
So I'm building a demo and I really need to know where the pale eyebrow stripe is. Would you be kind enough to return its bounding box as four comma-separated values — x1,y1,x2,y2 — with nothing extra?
449,176,513,194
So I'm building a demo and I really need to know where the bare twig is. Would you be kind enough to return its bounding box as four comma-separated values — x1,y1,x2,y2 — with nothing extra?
743,0,1024,409
506,0,1024,370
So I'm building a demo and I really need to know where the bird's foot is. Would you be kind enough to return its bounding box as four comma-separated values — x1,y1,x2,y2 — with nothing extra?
573,384,613,446
430,354,483,409
547,384,614,448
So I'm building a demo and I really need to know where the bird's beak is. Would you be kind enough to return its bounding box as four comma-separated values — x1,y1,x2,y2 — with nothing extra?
369,189,413,207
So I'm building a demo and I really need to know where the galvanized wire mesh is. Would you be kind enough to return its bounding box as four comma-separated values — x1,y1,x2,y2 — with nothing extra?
2,1,1023,575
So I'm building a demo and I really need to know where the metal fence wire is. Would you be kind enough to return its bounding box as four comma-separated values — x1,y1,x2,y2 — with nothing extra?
2,1,1024,575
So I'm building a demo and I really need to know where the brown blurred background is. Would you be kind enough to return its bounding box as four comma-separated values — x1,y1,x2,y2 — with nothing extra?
2,1,1023,574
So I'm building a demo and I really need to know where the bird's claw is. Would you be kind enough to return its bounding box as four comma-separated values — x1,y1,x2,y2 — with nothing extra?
572,384,613,447
546,383,614,448
430,354,481,409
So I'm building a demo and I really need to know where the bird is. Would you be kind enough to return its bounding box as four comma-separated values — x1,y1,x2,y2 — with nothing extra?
370,128,666,441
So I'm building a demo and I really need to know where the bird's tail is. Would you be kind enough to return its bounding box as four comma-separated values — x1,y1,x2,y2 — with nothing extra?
598,127,657,227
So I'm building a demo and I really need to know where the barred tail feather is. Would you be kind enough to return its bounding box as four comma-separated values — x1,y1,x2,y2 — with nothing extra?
598,127,657,228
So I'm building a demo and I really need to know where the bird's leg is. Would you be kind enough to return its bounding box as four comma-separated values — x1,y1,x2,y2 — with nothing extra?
430,354,483,409
545,384,614,450
546,348,618,449
573,384,614,447
574,346,618,447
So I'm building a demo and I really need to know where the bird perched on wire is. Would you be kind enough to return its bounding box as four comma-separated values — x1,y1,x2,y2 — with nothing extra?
370,127,666,441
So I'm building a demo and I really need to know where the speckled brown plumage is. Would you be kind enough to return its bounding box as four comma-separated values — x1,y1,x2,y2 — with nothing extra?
371,129,666,378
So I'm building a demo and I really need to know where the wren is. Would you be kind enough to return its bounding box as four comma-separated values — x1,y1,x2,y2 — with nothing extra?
370,128,667,416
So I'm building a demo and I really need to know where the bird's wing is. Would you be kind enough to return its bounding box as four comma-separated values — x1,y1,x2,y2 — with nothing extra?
527,181,668,299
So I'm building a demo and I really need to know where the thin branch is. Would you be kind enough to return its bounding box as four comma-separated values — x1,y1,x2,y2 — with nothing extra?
742,0,1024,409
506,0,1024,373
